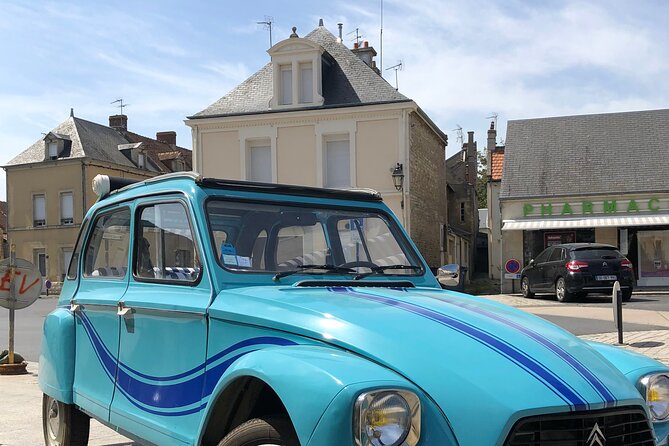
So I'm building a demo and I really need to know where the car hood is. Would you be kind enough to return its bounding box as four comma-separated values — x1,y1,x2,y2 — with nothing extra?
209,285,646,445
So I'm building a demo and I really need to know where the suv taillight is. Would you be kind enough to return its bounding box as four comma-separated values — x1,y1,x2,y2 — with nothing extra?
566,260,589,272
621,259,633,269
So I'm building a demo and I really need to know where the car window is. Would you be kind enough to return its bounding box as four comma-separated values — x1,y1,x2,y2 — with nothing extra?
66,218,90,280
549,248,563,262
336,217,410,271
572,248,623,260
136,202,199,282
276,223,328,269
534,248,552,264
83,208,131,279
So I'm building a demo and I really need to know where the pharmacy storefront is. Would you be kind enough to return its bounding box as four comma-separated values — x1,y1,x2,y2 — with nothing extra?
501,194,669,290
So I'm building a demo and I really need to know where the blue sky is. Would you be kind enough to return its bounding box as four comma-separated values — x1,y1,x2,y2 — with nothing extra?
1,0,668,200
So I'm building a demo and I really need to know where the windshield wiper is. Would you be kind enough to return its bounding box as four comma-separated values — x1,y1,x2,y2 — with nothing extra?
273,264,356,281
354,265,422,280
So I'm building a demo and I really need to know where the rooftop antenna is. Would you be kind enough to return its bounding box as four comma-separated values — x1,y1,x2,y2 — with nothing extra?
347,28,363,46
256,16,273,48
111,98,129,115
385,60,403,90
380,0,384,72
453,125,464,148
486,112,498,131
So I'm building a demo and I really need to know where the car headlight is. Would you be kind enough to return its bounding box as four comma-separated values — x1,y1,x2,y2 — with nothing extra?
640,373,669,421
354,389,421,446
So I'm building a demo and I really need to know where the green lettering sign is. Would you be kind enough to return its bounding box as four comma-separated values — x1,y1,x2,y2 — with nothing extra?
561,203,573,215
627,200,639,213
582,201,594,214
649,198,660,212
603,200,617,213
541,203,553,216
523,203,534,216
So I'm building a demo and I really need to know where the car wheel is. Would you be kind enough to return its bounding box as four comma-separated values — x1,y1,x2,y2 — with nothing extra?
521,276,534,298
622,289,633,302
42,394,90,446
555,277,573,302
217,417,299,446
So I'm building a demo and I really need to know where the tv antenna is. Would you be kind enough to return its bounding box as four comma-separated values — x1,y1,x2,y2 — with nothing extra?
347,28,363,46
257,16,273,48
453,124,464,148
385,61,403,90
486,112,498,130
111,98,129,115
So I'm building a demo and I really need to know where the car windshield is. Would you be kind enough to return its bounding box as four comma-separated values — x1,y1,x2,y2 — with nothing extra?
572,248,624,260
206,200,422,276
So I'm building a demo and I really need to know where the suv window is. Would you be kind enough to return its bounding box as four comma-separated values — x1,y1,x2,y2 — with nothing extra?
136,202,199,282
549,247,564,262
83,208,131,279
572,248,623,260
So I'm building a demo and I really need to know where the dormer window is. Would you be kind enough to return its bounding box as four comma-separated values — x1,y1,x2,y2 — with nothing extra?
43,133,71,160
268,28,324,109
138,152,146,169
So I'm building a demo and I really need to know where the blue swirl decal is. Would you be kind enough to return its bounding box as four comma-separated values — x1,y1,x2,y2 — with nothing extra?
78,311,297,416
330,287,589,410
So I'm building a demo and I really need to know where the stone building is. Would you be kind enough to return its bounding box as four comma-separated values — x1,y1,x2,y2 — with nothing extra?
186,21,450,267
486,122,505,280
3,111,191,284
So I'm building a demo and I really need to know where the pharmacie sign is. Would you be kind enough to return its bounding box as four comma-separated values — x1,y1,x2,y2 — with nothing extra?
523,197,669,217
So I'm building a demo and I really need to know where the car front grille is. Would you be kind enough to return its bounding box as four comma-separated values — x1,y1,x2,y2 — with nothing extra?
504,407,655,446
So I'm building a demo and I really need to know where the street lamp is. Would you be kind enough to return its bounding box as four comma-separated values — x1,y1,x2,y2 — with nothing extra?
392,163,404,191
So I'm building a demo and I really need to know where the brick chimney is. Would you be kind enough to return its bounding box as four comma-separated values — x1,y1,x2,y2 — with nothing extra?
465,131,477,185
486,121,496,180
156,131,177,146
109,114,128,131
352,41,380,74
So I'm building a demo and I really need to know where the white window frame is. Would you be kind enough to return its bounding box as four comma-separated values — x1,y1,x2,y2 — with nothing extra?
245,138,273,183
33,193,47,227
268,38,324,109
239,127,277,182
315,121,356,188
60,191,74,225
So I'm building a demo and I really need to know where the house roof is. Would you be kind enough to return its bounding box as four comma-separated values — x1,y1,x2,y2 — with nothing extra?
190,25,410,119
5,116,191,172
490,149,504,181
500,108,669,199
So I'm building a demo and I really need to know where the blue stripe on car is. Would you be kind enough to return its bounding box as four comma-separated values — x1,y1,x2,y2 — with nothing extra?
77,311,296,416
330,287,589,410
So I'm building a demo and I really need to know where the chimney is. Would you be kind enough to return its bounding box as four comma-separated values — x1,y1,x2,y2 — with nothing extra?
352,40,379,74
156,131,177,146
337,23,343,42
486,121,496,180
465,131,477,185
109,114,128,131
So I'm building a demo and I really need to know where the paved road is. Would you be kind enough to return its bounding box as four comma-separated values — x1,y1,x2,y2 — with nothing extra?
0,298,58,361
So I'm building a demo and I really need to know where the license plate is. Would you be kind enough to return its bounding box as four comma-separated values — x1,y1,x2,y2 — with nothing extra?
596,275,617,281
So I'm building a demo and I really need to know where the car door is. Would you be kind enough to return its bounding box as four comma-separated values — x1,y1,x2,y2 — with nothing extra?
543,247,565,289
109,198,211,446
72,205,132,422
527,247,552,291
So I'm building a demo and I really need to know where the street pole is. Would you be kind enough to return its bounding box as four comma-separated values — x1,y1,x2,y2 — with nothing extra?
612,281,623,344
8,244,16,364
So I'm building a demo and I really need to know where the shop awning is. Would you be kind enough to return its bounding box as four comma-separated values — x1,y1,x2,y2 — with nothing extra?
502,214,669,231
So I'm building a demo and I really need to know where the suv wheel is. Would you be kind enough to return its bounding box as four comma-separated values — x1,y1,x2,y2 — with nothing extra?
217,417,299,446
622,289,633,302
555,277,573,302
521,276,534,298
43,394,90,446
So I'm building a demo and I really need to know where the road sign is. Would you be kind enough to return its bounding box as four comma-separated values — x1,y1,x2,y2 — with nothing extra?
504,273,521,280
505,259,521,274
0,258,43,310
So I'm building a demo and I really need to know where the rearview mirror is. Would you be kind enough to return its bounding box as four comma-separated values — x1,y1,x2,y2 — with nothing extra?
436,264,459,287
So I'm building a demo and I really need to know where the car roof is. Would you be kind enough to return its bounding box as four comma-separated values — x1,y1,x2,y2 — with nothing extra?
550,243,618,251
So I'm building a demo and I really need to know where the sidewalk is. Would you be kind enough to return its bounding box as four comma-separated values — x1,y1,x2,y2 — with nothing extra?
581,330,669,366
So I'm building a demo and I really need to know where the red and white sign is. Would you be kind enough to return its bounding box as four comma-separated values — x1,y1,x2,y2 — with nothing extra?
505,259,521,274
0,258,43,310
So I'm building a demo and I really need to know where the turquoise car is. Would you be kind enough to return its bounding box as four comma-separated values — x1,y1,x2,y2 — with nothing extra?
40,172,669,446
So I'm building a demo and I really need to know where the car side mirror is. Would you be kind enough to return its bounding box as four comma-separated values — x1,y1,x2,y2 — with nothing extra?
529,259,535,266
436,264,459,287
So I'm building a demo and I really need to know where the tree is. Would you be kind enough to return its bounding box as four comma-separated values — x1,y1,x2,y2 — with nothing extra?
476,150,487,208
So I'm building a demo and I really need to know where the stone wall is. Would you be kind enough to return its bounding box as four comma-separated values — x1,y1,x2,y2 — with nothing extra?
408,112,448,268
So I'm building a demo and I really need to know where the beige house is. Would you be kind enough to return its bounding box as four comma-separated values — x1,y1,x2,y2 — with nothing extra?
186,22,450,267
4,111,191,284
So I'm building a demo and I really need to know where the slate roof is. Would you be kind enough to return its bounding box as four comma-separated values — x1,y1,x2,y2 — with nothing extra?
500,109,669,199
190,25,409,119
490,149,504,181
5,116,191,173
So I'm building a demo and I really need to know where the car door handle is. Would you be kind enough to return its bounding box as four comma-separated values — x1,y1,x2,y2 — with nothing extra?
117,302,133,317
70,302,80,312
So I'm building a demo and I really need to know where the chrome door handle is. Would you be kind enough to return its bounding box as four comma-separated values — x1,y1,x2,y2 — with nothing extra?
117,302,133,317
70,302,80,312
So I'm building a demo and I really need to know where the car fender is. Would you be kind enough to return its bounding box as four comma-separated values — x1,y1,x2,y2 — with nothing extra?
38,307,76,403
195,344,409,446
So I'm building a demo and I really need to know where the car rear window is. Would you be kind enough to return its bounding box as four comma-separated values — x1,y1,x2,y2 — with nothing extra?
572,248,623,260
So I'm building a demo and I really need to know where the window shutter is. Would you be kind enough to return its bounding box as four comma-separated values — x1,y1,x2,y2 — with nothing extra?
300,63,313,103
248,145,272,182
48,142,58,158
280,66,292,105
61,192,74,222
33,195,46,222
325,139,350,188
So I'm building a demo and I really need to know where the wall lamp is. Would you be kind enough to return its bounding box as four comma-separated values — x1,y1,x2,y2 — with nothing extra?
392,163,404,191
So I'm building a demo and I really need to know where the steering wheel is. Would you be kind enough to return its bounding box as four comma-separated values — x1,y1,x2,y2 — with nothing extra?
338,261,379,270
